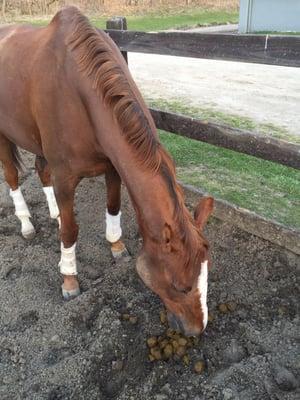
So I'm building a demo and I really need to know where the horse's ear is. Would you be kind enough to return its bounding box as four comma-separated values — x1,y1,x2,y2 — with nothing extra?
162,223,172,253
194,196,214,230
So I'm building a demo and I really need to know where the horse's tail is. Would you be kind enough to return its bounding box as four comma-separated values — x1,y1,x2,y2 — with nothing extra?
10,143,24,172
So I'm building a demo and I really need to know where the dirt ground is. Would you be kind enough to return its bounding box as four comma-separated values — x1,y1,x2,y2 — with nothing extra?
129,53,300,138
0,151,299,400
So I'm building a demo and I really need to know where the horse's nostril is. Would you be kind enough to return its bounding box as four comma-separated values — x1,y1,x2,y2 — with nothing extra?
167,313,201,336
167,312,179,330
167,312,184,333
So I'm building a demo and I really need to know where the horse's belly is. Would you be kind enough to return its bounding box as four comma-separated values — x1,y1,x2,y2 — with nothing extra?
69,154,111,178
0,26,43,155
0,109,42,155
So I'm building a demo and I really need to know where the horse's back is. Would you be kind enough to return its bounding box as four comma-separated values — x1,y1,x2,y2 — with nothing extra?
0,7,118,167
0,24,47,154
0,11,79,155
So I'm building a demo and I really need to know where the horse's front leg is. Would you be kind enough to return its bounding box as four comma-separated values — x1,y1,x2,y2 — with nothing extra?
35,155,60,226
105,167,129,259
53,174,81,300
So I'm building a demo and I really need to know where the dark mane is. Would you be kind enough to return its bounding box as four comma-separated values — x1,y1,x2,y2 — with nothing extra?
65,8,161,172
160,150,209,268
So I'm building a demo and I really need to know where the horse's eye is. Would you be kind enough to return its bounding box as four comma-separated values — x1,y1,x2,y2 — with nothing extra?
173,285,192,294
180,287,192,294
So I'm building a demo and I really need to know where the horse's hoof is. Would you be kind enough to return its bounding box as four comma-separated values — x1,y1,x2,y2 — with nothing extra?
111,246,130,259
61,285,81,300
22,228,36,240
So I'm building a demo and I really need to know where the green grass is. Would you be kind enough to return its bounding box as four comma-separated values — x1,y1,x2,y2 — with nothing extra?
159,131,300,229
14,9,238,32
146,98,300,228
96,10,238,31
147,98,300,144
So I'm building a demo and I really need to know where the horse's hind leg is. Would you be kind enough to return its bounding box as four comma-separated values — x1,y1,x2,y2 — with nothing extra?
35,155,60,225
105,167,129,259
0,134,35,239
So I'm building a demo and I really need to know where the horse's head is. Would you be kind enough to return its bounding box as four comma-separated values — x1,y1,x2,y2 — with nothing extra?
136,196,214,336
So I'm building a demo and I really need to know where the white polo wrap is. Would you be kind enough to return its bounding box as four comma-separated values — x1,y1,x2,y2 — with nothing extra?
43,186,59,219
9,187,31,217
106,210,122,243
59,242,77,275
9,187,35,237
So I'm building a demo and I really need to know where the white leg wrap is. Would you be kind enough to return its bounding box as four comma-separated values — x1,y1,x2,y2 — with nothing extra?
9,188,35,238
59,242,77,276
10,187,31,217
43,186,60,219
105,210,122,243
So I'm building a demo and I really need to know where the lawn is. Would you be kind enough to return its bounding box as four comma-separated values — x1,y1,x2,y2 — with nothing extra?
14,9,238,32
147,99,300,229
147,98,300,144
159,131,300,229
91,9,238,31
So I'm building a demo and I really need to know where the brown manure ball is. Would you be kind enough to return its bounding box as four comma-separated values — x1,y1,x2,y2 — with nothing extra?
226,302,237,312
208,313,214,322
163,344,173,359
218,303,229,313
146,309,207,373
194,360,205,374
129,315,138,324
175,345,186,358
159,310,167,324
147,337,157,348
182,354,190,365
150,347,162,360
218,302,237,314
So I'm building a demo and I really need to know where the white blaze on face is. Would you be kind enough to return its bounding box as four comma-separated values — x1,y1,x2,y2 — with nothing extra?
197,260,208,331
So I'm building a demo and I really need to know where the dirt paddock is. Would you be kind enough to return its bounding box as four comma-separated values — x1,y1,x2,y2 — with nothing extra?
0,152,299,400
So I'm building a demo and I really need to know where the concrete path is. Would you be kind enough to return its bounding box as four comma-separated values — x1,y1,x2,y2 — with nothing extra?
128,52,300,137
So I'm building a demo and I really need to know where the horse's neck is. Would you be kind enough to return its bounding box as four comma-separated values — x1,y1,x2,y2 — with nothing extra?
82,85,178,238
121,165,176,240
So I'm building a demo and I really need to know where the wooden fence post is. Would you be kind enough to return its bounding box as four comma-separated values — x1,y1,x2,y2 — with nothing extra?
106,17,128,64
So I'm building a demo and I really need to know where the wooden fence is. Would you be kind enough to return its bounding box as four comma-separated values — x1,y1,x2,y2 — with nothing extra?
104,18,300,170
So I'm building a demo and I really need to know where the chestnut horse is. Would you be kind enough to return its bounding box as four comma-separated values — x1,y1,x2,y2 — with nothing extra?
0,7,214,336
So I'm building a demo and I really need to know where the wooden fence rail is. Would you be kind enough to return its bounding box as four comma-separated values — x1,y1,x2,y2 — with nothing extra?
105,29,300,68
105,18,300,170
150,109,300,169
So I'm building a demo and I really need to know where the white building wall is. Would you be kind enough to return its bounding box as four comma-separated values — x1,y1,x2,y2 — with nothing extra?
239,0,300,33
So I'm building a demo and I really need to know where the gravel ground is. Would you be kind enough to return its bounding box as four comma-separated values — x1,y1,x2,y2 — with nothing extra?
0,152,299,400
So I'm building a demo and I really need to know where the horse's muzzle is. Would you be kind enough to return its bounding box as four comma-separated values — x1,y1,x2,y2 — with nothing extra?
167,312,202,337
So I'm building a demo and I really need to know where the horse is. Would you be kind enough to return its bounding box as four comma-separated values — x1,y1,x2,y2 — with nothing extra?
0,7,214,336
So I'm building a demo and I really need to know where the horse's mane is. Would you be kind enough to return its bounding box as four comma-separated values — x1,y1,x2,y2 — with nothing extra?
64,8,161,172
60,8,208,267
